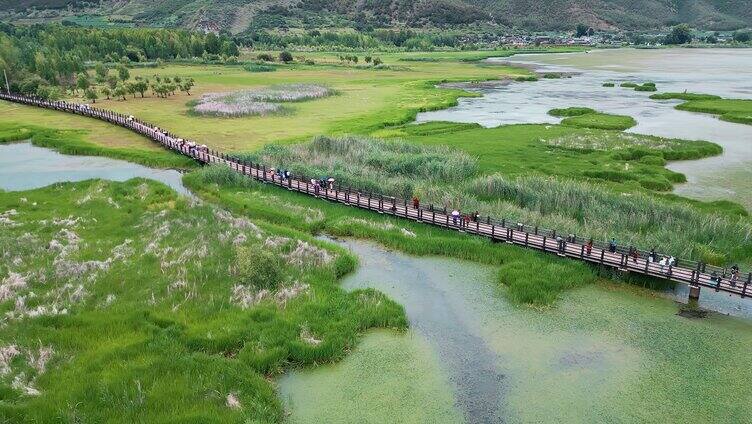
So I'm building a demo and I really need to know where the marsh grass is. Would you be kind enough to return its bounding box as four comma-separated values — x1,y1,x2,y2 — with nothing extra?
183,170,600,306
192,84,333,117
675,98,752,125
548,107,596,117
234,135,477,198
559,112,637,130
465,174,752,267
0,179,406,421
224,126,743,268
543,131,721,160
650,92,722,101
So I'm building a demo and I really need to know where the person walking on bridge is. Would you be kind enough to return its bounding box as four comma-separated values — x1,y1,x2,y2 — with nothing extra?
412,196,420,209
451,209,460,226
730,264,740,286
608,238,617,253
585,239,593,256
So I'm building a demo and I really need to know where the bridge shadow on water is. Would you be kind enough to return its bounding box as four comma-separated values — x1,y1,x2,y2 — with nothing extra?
329,237,506,423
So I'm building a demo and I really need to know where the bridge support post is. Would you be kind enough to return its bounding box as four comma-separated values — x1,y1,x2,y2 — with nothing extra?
688,285,701,309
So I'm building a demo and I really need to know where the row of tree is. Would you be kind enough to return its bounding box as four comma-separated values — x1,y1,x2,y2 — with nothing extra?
0,23,233,97
77,65,195,103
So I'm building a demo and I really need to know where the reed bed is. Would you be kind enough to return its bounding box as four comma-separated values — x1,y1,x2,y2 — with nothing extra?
236,135,477,198
192,84,332,117
233,132,747,267
461,174,752,267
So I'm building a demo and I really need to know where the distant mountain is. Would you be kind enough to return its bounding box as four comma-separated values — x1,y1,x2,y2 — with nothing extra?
2,0,750,32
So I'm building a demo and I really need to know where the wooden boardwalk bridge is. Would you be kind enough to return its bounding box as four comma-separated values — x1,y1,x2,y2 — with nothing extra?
2,92,750,301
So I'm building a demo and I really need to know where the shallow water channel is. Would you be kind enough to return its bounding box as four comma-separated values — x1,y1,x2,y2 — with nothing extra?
279,238,752,423
416,48,752,209
0,142,190,195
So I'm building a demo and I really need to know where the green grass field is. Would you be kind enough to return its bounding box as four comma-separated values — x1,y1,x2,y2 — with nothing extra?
0,53,529,153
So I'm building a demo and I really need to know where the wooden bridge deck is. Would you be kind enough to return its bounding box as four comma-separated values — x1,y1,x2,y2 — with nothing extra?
2,92,750,299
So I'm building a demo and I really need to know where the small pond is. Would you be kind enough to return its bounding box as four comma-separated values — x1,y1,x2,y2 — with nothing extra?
0,142,190,196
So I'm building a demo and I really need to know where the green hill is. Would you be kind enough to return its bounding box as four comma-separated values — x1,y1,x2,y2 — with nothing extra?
1,0,751,32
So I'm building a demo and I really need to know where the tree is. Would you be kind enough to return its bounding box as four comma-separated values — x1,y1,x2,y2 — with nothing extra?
94,62,108,83
100,86,111,100
205,33,220,54
372,57,383,66
221,40,239,57
84,87,98,103
180,78,195,95
113,83,127,100
733,30,751,43
665,24,693,45
106,75,118,89
126,82,137,98
190,37,205,57
365,56,372,63
117,64,130,82
133,80,149,97
279,51,293,63
257,53,274,62
575,24,594,37
75,72,90,94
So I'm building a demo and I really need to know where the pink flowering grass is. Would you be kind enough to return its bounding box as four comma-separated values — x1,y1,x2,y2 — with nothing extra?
192,84,332,117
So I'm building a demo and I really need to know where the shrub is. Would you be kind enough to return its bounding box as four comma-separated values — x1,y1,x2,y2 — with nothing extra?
635,85,657,92
638,176,672,191
279,51,293,63
602,82,615,87
639,155,667,166
257,53,274,62
620,82,639,88
515,76,538,82
236,246,284,290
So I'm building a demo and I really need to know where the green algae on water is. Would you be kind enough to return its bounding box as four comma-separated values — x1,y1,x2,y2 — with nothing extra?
278,330,464,424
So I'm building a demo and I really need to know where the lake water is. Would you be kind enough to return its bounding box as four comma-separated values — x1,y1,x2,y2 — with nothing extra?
278,238,752,423
0,142,190,195
416,48,752,209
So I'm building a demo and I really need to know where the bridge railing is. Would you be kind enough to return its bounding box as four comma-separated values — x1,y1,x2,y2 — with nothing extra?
1,91,749,287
